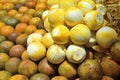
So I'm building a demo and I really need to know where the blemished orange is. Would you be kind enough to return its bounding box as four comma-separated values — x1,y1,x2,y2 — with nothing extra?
0,25,14,36
25,1,36,8
18,6,29,13
35,3,47,10
15,23,28,34
8,9,18,17
24,25,37,35
20,14,33,23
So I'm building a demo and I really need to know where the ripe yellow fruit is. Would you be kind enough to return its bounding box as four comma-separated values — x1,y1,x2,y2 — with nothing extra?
47,44,66,64
51,25,70,44
96,4,106,15
66,44,86,64
27,42,46,61
42,10,49,21
64,7,83,27
44,18,53,32
84,10,104,31
96,26,118,48
70,24,91,45
27,33,43,45
58,0,75,10
48,8,65,27
42,33,54,48
77,0,95,15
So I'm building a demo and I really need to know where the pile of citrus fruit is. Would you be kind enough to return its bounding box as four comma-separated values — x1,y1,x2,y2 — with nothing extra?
0,0,120,80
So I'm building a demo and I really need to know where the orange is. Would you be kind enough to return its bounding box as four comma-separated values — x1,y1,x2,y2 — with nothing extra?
24,25,37,35
37,0,47,3
3,2,14,11
25,1,36,8
25,9,36,16
18,6,29,13
35,3,47,10
9,0,18,4
20,14,33,23
14,12,23,20
8,9,18,17
15,23,28,34
0,53,10,70
0,25,14,36
28,17,41,26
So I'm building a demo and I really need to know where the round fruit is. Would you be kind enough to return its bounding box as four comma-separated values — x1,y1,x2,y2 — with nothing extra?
6,17,19,27
58,60,77,79
47,44,66,64
101,57,120,79
0,70,12,80
16,33,28,47
0,35,6,43
38,57,58,77
78,59,103,80
18,59,37,77
0,53,9,70
110,40,120,62
64,7,83,27
51,25,70,44
7,31,20,43
27,33,42,45
70,24,91,45
47,8,65,26
96,26,118,48
30,73,50,80
27,42,46,61
9,45,25,58
66,44,86,64
5,57,21,74
0,40,14,53
77,0,96,14
9,74,28,80
84,10,104,31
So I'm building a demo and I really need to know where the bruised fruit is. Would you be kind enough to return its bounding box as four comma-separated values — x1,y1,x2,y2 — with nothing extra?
9,45,25,58
78,59,103,80
30,73,50,80
0,70,12,80
0,40,14,53
5,57,21,74
58,60,77,79
110,40,120,62
38,57,58,77
9,74,28,80
7,31,20,43
101,57,120,79
0,53,9,70
18,59,37,77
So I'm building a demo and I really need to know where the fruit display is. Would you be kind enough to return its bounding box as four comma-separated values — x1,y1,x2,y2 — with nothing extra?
0,0,120,80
